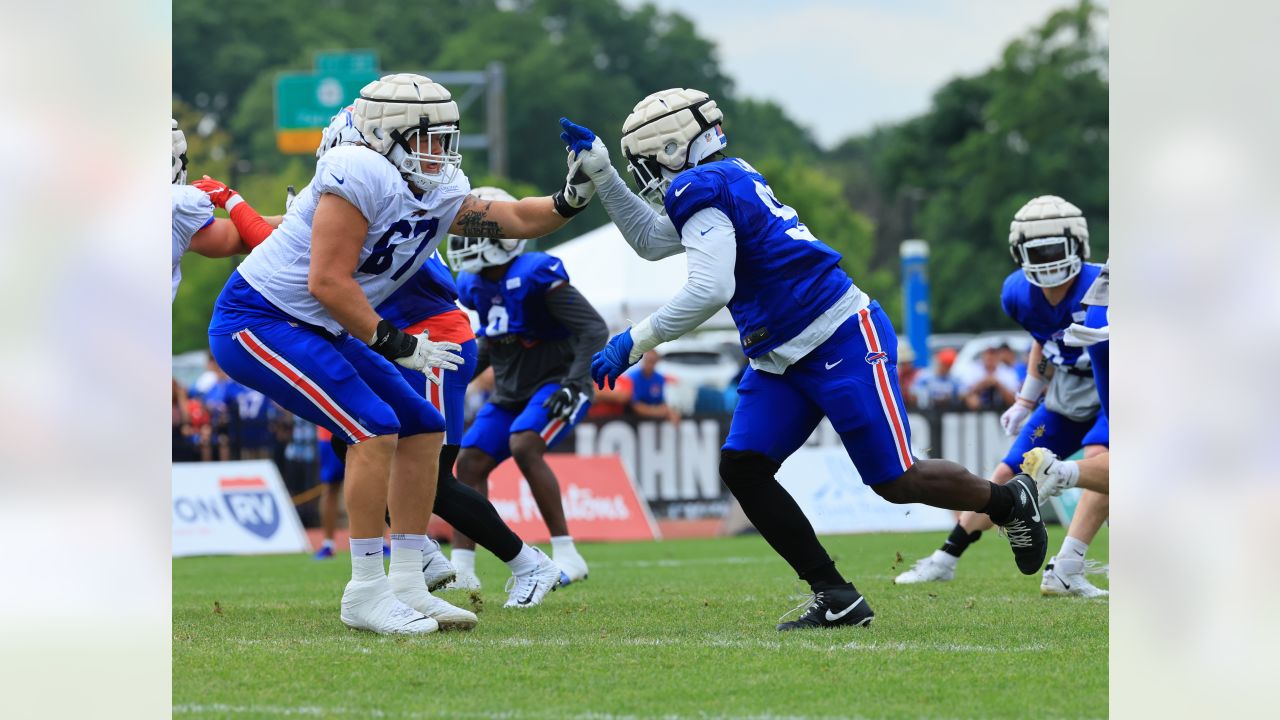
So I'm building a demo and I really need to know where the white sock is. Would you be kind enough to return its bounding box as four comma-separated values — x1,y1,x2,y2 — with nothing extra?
387,546,427,598
506,544,540,576
550,535,577,557
349,537,385,582
452,548,477,573
1056,460,1081,489
320,539,334,551
1055,536,1089,574
389,533,427,553
930,549,958,567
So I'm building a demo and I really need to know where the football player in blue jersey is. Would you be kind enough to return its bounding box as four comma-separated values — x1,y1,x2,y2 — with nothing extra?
448,204,609,590
896,197,1110,598
1023,261,1111,497
559,88,1047,630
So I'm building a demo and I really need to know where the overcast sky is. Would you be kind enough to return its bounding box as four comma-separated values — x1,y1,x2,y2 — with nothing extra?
619,0,1108,147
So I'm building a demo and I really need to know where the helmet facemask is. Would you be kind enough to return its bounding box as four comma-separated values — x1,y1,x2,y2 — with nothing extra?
624,152,672,209
1012,234,1084,288
385,122,461,193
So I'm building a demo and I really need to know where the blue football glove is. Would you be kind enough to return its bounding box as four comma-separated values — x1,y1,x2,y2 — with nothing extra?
559,118,596,154
591,329,637,390
560,118,613,180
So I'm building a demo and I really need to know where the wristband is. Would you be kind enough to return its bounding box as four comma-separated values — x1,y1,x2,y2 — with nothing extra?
369,319,414,360
629,316,660,363
552,189,588,218
1016,375,1046,404
224,194,244,212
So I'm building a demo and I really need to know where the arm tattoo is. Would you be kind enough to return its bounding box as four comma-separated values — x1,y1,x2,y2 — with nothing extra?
456,198,505,238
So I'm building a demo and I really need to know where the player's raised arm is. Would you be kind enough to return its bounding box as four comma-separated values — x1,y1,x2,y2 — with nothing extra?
558,118,683,261
446,154,594,239
188,175,283,257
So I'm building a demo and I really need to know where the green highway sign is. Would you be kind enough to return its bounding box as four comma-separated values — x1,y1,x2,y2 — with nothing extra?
275,51,382,152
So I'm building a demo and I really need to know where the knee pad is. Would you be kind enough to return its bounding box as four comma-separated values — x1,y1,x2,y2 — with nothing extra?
719,449,781,490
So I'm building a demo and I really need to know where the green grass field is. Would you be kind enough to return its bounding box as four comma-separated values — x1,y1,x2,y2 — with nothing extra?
173,527,1107,719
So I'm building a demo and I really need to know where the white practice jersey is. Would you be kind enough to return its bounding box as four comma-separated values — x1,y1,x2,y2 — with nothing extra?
237,145,470,334
172,184,215,301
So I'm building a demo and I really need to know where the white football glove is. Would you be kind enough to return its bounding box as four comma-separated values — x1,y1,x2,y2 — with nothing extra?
400,332,464,382
574,135,614,180
1063,322,1109,347
552,150,595,217
1000,402,1034,436
369,321,463,382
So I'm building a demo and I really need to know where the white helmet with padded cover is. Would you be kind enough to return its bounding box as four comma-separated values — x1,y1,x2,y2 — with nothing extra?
172,118,188,185
351,73,462,192
1008,195,1091,288
446,186,524,274
620,88,727,207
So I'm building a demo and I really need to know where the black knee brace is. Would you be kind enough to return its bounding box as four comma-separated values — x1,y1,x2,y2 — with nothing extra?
719,449,782,493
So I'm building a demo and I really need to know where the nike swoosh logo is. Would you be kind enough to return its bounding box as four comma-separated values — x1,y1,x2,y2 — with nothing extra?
824,359,844,369
364,550,382,556
549,262,561,271
674,183,691,197
700,228,712,236
519,585,537,605
330,172,345,185
825,596,864,622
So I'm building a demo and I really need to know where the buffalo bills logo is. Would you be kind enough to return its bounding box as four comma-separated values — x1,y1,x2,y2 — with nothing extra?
219,476,280,539
865,351,889,365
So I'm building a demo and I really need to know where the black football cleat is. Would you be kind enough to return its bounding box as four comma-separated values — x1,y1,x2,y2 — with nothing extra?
776,585,874,631
997,474,1049,575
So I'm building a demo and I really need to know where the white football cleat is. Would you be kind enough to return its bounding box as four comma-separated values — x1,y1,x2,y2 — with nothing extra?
446,569,481,591
1021,447,1076,500
554,551,589,585
504,548,561,608
340,578,439,635
408,592,479,630
893,550,957,584
421,542,457,592
1041,556,1109,598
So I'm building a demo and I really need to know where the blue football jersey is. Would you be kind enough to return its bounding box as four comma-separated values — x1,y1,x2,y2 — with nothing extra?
376,250,460,328
663,157,853,358
1000,263,1104,371
455,252,571,341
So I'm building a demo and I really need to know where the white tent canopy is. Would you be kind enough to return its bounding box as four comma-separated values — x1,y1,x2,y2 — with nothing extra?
548,223,733,332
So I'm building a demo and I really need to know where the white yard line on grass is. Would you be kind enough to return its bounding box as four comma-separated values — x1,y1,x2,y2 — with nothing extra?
223,635,1047,654
173,704,868,720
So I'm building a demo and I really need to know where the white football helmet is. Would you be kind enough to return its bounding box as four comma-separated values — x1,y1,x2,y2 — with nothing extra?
316,105,364,159
446,186,523,274
620,88,727,207
172,118,188,185
351,74,462,192
1008,195,1091,288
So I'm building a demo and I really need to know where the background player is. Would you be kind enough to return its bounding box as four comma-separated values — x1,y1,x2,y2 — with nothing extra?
1024,260,1111,498
314,427,346,560
449,199,609,587
895,196,1109,599
206,73,592,634
171,119,278,300
559,89,1046,631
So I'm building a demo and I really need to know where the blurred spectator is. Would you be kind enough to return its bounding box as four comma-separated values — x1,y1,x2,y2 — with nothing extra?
627,351,680,424
912,347,963,409
314,427,344,560
897,342,919,409
997,342,1028,384
172,378,196,462
958,346,1019,410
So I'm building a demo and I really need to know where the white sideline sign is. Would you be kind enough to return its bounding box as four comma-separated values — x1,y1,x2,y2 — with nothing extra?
777,447,956,535
172,460,311,557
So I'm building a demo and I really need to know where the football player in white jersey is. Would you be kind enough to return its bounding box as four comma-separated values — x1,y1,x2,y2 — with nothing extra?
206,74,594,635
170,118,278,301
